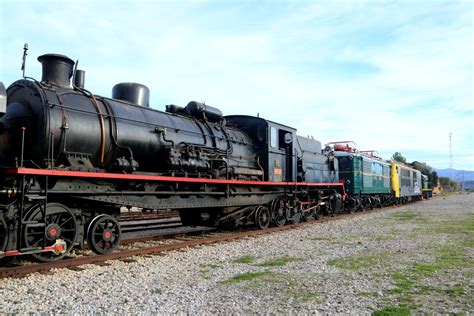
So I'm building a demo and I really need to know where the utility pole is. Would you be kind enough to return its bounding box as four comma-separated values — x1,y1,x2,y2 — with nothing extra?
449,132,453,180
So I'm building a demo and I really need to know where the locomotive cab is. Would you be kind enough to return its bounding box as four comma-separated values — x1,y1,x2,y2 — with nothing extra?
225,116,296,182
267,121,296,182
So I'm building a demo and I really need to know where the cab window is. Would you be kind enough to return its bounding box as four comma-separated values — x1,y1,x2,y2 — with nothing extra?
270,127,277,148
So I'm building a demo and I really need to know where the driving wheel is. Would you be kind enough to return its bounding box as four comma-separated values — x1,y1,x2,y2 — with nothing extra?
23,203,77,262
271,199,286,227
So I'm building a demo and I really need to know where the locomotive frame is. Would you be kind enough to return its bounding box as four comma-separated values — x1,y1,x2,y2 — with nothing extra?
0,166,345,261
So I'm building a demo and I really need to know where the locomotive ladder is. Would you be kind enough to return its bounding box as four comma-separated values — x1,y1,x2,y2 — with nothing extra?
16,127,51,252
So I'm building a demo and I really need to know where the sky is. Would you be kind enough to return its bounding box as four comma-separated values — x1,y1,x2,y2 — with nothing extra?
1,0,473,170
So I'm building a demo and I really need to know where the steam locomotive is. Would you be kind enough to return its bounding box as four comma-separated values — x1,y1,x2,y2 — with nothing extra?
0,53,344,261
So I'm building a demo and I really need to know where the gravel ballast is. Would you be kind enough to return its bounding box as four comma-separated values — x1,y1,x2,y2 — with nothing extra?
1,194,472,314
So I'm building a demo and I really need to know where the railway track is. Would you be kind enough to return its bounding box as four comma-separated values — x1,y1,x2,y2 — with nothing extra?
0,225,216,278
0,201,422,279
0,202,418,278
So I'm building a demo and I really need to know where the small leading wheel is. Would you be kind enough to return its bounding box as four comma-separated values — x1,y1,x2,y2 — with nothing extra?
87,214,121,254
0,218,7,252
271,199,286,227
255,206,270,230
23,203,77,262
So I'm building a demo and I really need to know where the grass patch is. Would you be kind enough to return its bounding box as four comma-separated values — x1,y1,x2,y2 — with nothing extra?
242,272,324,305
200,263,221,269
390,262,440,292
311,236,332,241
374,235,393,241
154,288,162,294
428,217,474,235
414,214,474,239
417,284,441,295
372,209,473,311
199,263,221,279
220,271,273,285
391,270,416,292
388,249,471,304
459,238,474,248
384,262,439,306
257,256,303,267
292,290,321,302
372,306,410,316
391,211,418,221
412,262,441,275
435,246,471,269
328,255,383,271
446,286,465,297
232,255,255,264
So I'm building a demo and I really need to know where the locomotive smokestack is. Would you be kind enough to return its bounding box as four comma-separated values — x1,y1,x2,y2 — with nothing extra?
37,54,75,87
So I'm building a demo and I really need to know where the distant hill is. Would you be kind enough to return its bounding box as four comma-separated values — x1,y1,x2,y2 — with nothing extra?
434,168,474,184
462,180,474,190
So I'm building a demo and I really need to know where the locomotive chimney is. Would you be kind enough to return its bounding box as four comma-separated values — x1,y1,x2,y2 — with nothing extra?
37,54,75,87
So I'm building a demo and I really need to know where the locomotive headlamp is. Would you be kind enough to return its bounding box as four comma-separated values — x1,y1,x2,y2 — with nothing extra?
0,81,6,115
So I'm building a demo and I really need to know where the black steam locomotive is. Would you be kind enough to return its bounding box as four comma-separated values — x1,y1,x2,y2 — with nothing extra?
0,53,343,261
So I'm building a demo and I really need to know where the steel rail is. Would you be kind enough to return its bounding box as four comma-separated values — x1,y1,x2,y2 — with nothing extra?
0,201,419,279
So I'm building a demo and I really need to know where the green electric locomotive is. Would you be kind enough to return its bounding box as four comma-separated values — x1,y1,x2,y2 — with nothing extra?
327,142,392,211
